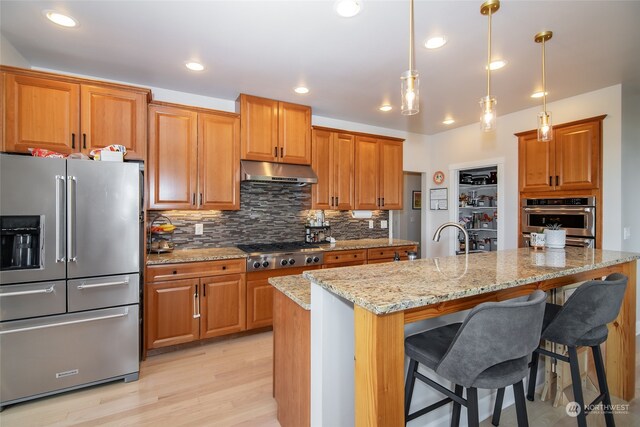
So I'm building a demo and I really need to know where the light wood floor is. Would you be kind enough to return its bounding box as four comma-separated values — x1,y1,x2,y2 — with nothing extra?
1,332,638,426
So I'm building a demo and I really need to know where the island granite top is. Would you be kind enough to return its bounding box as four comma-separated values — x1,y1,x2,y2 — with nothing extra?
269,275,311,310
303,247,640,315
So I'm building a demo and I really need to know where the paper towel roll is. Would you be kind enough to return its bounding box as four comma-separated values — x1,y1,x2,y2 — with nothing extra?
351,210,373,219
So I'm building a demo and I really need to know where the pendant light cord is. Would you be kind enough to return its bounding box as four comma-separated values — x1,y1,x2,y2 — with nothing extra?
486,10,492,98
542,39,547,113
409,0,414,71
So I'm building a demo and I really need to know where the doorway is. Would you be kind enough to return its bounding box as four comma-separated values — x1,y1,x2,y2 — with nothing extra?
392,172,423,257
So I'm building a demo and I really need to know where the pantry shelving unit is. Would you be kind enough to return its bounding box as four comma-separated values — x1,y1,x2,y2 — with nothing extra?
457,166,498,253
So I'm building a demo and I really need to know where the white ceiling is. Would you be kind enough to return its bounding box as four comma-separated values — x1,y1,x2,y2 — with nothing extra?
1,1,639,135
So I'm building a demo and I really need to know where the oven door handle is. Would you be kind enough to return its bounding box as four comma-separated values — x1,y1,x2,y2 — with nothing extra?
523,207,593,213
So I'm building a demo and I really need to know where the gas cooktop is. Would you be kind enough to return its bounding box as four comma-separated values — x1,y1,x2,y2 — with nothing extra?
236,241,324,271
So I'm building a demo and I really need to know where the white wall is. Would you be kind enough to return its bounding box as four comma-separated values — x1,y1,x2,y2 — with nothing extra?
419,85,623,257
0,34,30,68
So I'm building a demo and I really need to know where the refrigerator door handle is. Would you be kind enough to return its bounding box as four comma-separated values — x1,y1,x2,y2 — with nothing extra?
55,175,66,262
67,176,77,262
0,309,129,335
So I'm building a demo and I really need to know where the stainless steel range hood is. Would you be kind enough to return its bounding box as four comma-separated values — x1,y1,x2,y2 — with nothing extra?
241,160,317,185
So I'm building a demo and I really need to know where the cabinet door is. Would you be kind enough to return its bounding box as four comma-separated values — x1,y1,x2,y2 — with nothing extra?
354,136,380,209
80,85,146,160
148,104,198,209
518,131,554,192
199,112,240,210
145,279,200,349
279,101,311,165
379,139,403,210
240,94,279,162
333,132,355,210
311,129,333,209
246,278,274,330
200,274,246,339
4,74,80,154
555,120,601,191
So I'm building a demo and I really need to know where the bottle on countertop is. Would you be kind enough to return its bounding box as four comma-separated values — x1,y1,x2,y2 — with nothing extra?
393,252,400,262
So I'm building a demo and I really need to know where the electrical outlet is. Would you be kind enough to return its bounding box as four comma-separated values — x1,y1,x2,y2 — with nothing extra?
368,220,374,229
381,220,388,229
195,223,204,235
624,227,631,240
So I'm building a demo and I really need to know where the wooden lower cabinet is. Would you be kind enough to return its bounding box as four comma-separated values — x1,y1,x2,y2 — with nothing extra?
145,260,246,350
367,245,418,263
322,249,367,267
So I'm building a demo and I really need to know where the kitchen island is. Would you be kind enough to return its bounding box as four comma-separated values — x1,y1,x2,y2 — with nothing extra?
298,247,638,426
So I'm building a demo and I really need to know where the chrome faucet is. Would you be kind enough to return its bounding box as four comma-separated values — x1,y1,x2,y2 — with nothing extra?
433,222,469,255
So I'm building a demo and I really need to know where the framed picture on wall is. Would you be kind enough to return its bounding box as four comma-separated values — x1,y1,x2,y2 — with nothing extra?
412,191,422,210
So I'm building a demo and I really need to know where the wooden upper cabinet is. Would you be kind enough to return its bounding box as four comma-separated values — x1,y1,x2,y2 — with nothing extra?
4,73,80,154
148,104,198,209
354,136,380,210
238,94,311,165
199,112,240,210
379,139,403,210
80,85,146,160
200,274,246,339
312,129,354,210
517,115,603,193
2,67,150,157
279,101,311,164
554,119,601,191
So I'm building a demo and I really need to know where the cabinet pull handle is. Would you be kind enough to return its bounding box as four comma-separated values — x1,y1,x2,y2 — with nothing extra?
192,193,196,206
72,133,76,149
193,285,200,319
82,133,87,149
274,147,278,158
549,176,552,187
203,284,206,297
556,175,559,186
331,196,335,207
280,147,284,158
336,196,339,206
199,193,203,206
377,197,381,207
382,198,385,206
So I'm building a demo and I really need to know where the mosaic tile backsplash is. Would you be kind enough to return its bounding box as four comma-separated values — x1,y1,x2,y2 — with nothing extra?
149,182,390,249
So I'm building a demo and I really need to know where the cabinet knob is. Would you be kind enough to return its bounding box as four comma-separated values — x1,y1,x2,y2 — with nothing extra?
172,270,177,275
222,266,226,270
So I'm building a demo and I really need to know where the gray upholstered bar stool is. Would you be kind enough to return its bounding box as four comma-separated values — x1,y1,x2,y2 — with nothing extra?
492,273,628,427
404,290,546,427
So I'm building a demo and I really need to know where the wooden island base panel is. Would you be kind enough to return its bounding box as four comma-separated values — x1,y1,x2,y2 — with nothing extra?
301,248,638,427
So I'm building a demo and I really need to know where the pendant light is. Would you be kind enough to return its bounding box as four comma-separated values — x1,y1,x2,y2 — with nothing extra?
535,31,553,141
479,0,500,131
401,0,419,115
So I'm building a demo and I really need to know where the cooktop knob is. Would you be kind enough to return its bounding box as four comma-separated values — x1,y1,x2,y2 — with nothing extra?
288,258,296,265
313,256,320,263
253,261,261,269
306,257,313,264
280,259,288,266
262,261,270,268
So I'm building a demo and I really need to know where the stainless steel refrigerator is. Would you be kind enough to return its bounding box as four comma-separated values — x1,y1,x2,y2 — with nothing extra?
0,153,141,409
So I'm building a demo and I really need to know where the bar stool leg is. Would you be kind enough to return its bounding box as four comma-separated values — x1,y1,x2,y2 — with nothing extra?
591,345,616,427
467,387,479,427
568,346,588,427
405,358,418,422
513,380,530,427
491,388,505,426
451,384,463,427
527,350,540,401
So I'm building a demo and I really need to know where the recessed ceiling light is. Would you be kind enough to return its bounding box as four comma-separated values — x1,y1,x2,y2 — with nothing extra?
442,118,455,125
379,105,393,112
335,0,362,18
425,36,447,49
294,86,309,94
185,62,205,71
43,10,78,28
486,60,507,71
530,91,548,98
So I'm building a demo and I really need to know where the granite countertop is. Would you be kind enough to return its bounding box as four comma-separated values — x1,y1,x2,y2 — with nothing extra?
269,275,311,310
146,247,247,265
316,238,418,252
303,247,640,315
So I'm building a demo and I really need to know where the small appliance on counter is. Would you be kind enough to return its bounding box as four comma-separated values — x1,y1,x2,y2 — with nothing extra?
305,225,331,243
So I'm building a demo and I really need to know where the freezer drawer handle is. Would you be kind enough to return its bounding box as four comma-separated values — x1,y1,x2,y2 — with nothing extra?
0,309,129,335
0,286,55,298
77,280,129,290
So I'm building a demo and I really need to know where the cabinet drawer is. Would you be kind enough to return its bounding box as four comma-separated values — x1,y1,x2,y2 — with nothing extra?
367,246,417,260
146,259,246,282
68,274,139,312
323,250,367,265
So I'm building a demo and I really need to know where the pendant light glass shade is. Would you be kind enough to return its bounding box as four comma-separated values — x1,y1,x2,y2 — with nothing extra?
480,95,497,131
535,30,553,142
479,0,500,131
401,70,419,115
400,0,419,116
537,111,552,142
